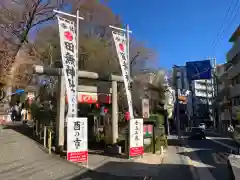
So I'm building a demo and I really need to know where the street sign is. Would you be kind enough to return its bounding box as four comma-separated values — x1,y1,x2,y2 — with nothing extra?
142,98,149,118
186,60,212,80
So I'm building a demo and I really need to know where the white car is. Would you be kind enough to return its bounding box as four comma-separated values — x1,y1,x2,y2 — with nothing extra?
199,123,206,130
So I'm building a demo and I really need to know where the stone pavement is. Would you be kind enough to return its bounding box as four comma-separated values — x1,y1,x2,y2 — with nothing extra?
156,145,196,180
0,124,87,180
0,124,165,179
0,123,197,180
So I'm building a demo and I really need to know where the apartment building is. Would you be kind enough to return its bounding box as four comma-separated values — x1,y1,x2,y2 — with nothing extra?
192,79,214,122
213,63,230,131
226,25,240,124
175,66,189,91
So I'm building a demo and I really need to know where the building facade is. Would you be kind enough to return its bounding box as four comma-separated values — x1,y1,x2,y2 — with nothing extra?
214,25,240,132
192,79,214,123
227,26,240,123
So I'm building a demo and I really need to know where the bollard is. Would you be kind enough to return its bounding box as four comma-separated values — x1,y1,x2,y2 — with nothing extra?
160,146,164,155
48,129,52,154
44,126,47,147
36,120,39,136
33,121,35,138
40,124,43,140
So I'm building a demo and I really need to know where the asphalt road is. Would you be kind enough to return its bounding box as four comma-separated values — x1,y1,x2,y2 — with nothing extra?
186,132,239,180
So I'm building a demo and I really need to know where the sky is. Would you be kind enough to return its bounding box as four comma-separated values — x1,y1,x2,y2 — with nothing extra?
108,0,240,69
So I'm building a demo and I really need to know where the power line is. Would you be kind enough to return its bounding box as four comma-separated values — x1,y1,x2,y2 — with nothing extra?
212,0,235,50
223,0,240,37
216,0,240,47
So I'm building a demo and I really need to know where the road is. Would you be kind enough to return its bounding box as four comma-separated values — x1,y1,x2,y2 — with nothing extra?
185,131,239,180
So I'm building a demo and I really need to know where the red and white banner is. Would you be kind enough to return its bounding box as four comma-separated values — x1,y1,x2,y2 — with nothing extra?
57,16,78,117
112,31,134,120
129,118,144,157
67,117,88,163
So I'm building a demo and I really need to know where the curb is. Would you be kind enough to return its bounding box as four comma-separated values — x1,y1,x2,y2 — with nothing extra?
206,137,238,153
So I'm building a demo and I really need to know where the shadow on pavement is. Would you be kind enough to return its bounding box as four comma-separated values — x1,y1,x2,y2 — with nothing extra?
178,146,232,180
167,138,182,147
66,161,216,180
3,123,35,140
88,150,128,159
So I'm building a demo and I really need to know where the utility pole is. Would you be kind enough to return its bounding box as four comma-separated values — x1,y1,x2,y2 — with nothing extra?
173,65,180,139
212,57,217,129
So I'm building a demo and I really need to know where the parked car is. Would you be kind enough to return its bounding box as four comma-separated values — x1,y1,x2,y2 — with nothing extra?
189,127,206,140
199,123,206,130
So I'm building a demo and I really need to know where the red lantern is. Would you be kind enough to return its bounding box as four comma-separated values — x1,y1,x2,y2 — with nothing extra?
125,111,130,121
104,108,108,113
96,103,100,108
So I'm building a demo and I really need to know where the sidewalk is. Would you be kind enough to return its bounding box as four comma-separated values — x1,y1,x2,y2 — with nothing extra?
157,145,196,180
0,123,166,179
0,123,198,179
0,124,87,180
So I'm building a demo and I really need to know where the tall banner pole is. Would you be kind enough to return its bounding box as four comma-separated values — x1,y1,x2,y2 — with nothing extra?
126,24,130,79
55,10,88,165
110,25,144,159
76,10,80,118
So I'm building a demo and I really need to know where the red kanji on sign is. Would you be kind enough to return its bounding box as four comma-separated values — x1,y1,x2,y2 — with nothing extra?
119,43,124,52
64,31,73,41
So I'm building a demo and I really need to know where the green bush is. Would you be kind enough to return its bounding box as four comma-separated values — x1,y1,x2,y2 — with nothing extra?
149,113,164,127
233,126,240,144
144,134,168,153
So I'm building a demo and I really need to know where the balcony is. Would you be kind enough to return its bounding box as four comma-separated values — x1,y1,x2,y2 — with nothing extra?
232,105,240,120
227,59,240,80
214,86,229,102
227,38,240,63
230,84,240,97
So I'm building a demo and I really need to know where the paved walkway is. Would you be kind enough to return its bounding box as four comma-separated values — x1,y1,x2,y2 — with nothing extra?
157,145,196,180
0,124,87,180
0,124,198,180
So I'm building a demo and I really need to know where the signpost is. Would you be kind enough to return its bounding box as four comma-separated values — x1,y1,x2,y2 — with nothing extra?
129,118,144,157
67,117,88,163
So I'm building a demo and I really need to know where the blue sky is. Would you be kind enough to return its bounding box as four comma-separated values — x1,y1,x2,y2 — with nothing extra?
108,0,240,69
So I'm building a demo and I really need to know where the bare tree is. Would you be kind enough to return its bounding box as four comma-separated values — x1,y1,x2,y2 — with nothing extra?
34,0,156,74
0,0,64,85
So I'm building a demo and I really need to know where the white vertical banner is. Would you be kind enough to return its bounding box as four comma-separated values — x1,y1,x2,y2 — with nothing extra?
57,16,78,117
112,31,134,119
142,98,149,118
67,117,88,162
129,118,144,157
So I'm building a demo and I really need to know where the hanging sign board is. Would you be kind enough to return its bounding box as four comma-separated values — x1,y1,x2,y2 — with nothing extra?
57,16,78,117
112,31,134,120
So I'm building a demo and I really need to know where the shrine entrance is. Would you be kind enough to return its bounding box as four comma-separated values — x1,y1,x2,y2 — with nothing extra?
66,84,113,150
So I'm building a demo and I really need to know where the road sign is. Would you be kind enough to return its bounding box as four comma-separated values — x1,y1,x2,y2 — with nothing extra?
142,98,149,118
186,60,212,80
